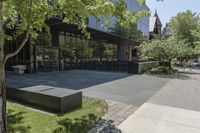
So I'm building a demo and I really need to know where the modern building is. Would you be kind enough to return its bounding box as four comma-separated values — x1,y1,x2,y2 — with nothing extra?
149,10,162,40
87,0,150,61
5,1,150,73
88,0,150,37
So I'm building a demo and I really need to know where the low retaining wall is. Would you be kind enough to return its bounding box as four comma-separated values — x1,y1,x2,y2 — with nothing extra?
29,60,170,74
63,61,170,74
128,61,160,74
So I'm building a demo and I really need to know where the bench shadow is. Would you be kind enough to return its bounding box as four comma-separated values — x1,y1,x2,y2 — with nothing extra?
7,109,31,133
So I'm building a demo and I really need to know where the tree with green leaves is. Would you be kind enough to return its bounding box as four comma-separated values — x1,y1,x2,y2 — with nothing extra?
74,38,94,61
138,38,193,66
168,10,200,47
192,25,200,55
0,0,149,132
94,42,117,61
104,44,117,61
94,42,106,61
110,21,144,42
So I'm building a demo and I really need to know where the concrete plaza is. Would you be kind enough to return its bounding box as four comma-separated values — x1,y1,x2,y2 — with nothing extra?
118,73,200,133
7,69,200,132
6,70,169,129
6,70,169,106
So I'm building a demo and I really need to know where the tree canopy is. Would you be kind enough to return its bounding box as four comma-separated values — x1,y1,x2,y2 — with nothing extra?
2,0,149,40
168,10,200,47
138,38,193,63
110,21,144,42
192,24,200,55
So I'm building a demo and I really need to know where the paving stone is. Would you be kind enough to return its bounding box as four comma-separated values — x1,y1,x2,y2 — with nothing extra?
103,100,136,126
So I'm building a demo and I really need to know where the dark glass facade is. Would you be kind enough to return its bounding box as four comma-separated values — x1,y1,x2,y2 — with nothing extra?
5,19,137,73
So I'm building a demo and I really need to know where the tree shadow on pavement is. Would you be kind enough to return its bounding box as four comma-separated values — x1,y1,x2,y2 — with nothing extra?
89,118,121,133
53,113,98,133
53,113,121,133
150,72,191,80
7,109,31,133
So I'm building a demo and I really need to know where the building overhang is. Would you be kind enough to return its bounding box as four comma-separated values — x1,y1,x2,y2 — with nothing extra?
45,18,139,46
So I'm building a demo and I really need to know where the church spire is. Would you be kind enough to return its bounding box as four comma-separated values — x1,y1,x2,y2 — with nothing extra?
154,9,158,17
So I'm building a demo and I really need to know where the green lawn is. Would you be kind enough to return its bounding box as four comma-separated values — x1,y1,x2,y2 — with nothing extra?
7,97,108,133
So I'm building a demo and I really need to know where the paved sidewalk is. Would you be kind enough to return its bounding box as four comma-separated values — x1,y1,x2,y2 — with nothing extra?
104,100,136,126
178,67,200,74
90,100,136,133
118,74,200,133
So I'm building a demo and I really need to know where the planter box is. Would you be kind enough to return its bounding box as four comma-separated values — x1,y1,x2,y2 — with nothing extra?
7,85,82,113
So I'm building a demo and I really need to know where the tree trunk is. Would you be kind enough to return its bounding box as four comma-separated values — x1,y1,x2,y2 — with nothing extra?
0,63,7,133
0,0,7,132
0,0,32,131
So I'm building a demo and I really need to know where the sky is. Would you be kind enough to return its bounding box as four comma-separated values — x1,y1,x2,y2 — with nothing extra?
146,0,200,26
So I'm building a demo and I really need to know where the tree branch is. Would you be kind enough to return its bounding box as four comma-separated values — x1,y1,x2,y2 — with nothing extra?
3,0,33,64
3,31,29,64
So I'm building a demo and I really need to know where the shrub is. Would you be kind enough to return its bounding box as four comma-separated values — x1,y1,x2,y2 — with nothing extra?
143,66,178,75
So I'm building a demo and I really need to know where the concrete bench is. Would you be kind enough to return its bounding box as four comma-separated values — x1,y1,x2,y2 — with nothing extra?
7,85,82,113
12,65,27,74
